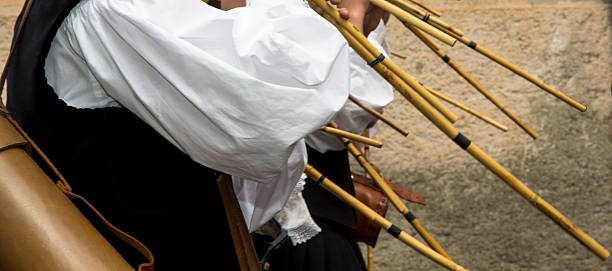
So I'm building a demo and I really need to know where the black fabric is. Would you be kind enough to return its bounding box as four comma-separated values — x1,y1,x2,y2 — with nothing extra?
254,218,366,271
6,1,240,270
253,146,363,271
303,145,357,229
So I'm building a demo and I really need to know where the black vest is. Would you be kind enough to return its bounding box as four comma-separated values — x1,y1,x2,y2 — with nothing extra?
6,1,238,269
303,146,357,230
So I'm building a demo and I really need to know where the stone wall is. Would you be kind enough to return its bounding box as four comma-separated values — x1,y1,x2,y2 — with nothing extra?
365,1,611,270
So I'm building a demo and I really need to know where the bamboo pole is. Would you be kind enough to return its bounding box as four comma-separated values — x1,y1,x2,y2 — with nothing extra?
304,164,468,271
329,121,453,260
311,1,458,124
364,130,374,271
423,86,509,132
406,23,537,138
310,0,609,260
349,94,409,136
367,245,374,271
390,50,407,59
320,125,384,148
385,0,464,37
446,32,587,112
368,0,457,46
402,0,442,17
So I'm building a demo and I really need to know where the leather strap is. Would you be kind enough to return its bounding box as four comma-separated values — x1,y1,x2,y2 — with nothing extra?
57,182,155,271
0,1,156,268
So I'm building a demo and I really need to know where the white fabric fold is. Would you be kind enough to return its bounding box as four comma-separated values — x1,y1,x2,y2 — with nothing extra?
45,0,350,183
232,140,307,232
305,20,393,153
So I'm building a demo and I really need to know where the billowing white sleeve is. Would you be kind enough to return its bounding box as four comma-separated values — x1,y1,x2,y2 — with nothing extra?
232,139,307,232
45,0,350,183
305,21,393,152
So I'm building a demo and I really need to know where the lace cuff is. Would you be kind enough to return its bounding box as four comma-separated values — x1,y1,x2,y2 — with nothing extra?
273,174,321,245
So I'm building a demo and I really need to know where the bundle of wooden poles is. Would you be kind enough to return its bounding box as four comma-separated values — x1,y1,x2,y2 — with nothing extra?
308,0,609,269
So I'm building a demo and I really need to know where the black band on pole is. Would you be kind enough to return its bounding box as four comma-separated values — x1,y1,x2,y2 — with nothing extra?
453,133,471,150
387,224,402,238
442,55,450,63
468,41,477,49
343,139,354,146
404,212,417,222
422,13,430,22
368,53,385,67
316,175,325,183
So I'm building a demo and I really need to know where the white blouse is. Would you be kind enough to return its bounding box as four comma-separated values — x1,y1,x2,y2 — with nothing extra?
233,21,393,233
45,0,350,183
45,0,393,234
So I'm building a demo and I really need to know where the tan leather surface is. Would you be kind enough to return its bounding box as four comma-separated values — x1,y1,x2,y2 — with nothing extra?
348,175,389,247
0,147,134,271
0,116,27,152
353,172,426,205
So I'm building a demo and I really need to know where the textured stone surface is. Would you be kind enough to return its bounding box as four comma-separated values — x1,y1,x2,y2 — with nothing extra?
1,1,611,270
361,2,612,270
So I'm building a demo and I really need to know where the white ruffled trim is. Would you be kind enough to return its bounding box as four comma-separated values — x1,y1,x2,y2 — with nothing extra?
273,174,322,245
286,217,321,245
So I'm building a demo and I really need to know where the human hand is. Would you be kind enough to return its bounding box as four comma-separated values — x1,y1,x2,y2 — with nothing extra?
337,0,389,35
309,0,350,20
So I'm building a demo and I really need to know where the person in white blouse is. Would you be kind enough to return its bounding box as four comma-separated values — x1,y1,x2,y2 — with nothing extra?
241,1,393,270
10,0,389,269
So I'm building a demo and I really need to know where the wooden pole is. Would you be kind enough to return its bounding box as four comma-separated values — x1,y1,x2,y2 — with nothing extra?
216,174,263,271
385,0,463,37
304,164,468,271
368,0,457,47
447,32,587,112
349,94,409,136
310,0,609,260
406,23,537,138
390,50,407,59
423,86,509,132
367,245,374,271
401,0,442,17
329,120,453,260
310,0,458,124
320,125,384,148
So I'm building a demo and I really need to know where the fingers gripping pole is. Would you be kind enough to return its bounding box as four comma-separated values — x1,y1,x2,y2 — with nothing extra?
312,0,609,260
304,165,468,271
309,0,459,124
329,121,452,260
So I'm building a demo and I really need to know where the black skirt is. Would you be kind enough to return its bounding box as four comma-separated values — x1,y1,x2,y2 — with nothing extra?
254,217,366,271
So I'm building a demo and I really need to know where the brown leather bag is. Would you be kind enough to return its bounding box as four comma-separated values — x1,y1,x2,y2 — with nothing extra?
347,174,389,247
0,114,155,271
347,172,426,247
0,1,154,269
